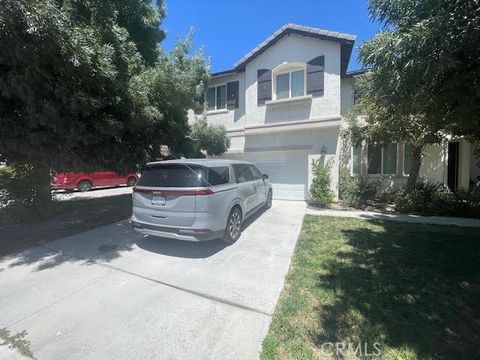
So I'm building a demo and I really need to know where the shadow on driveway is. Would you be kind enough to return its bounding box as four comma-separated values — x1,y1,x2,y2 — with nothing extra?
136,207,268,259
136,236,227,259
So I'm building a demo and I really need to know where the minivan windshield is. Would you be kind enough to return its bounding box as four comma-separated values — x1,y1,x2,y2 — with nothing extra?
138,164,207,187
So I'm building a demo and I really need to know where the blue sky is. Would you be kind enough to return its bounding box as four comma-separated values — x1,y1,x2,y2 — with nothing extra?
161,0,381,73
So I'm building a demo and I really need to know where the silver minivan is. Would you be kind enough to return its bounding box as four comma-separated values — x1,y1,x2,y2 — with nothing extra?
131,159,272,243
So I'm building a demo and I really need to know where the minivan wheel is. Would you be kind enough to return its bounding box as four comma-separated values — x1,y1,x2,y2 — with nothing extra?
264,189,273,209
127,177,137,187
223,207,242,244
77,180,92,192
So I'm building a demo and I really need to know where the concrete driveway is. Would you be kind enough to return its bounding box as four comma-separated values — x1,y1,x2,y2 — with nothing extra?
0,200,306,360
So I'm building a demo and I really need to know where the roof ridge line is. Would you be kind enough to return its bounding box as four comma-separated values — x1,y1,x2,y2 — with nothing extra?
233,24,356,69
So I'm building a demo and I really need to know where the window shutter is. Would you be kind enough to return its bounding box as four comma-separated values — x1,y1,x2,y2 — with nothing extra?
257,69,272,105
206,87,216,111
306,56,324,97
227,81,239,110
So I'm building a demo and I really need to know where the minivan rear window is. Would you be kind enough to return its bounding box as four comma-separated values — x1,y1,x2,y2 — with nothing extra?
138,164,207,187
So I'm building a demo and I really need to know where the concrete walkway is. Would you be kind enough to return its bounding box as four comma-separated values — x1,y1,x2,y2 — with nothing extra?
306,207,480,228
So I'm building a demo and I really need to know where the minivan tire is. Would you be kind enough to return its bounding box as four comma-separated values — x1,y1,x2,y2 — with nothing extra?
264,189,273,209
77,180,92,192
223,207,242,244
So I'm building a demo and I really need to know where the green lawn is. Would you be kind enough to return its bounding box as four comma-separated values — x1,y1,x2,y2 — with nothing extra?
261,216,480,360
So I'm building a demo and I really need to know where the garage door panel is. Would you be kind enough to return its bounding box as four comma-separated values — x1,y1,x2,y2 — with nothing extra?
223,150,309,200
271,184,306,201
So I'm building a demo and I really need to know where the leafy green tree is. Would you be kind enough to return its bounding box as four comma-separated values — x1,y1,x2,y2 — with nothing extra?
188,116,231,157
0,0,208,207
348,90,443,191
129,33,210,159
354,0,480,191
366,0,480,138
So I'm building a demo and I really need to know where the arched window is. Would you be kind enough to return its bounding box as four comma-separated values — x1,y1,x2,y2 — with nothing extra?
272,62,307,100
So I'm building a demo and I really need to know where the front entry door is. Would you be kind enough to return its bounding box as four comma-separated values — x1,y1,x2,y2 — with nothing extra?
447,142,459,190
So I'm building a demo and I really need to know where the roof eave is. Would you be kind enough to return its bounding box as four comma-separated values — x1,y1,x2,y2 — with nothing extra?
210,68,237,78
234,24,356,74
344,69,368,78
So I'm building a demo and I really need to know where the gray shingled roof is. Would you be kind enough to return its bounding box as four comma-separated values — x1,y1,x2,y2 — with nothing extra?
210,24,357,78
234,23,357,69
345,69,367,77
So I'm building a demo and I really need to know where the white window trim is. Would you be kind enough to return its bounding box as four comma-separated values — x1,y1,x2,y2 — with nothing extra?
366,143,398,176
272,62,307,100
205,83,227,111
206,108,229,115
265,94,312,107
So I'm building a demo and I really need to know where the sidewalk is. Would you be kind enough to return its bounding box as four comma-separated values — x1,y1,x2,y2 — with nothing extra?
306,207,480,228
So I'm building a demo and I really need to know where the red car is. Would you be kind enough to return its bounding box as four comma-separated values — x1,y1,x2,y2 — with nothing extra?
51,171,140,192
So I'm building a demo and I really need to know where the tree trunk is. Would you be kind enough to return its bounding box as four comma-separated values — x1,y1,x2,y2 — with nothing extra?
10,164,52,210
405,145,423,193
30,166,53,209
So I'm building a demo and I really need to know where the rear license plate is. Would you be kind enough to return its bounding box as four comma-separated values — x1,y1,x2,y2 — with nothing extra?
151,194,166,206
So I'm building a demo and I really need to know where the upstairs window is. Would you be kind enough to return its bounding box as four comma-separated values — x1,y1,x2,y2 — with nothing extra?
276,73,290,99
273,64,306,100
206,84,227,111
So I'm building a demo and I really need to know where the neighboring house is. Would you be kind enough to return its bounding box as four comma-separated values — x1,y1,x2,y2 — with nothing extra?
188,24,480,200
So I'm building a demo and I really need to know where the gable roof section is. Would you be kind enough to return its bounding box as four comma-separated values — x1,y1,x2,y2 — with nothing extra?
212,24,356,77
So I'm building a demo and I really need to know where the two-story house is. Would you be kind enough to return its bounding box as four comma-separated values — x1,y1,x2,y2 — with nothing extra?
189,24,480,201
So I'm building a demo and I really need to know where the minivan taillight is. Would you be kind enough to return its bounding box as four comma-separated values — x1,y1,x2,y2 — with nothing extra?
133,188,214,196
195,189,214,196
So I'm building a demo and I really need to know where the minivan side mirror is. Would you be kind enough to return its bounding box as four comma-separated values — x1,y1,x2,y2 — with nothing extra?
262,174,269,180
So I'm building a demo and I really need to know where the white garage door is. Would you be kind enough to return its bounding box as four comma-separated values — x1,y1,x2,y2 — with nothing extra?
224,150,309,200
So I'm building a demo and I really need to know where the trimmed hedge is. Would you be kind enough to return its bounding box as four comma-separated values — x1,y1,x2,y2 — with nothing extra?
339,172,480,218
395,182,480,218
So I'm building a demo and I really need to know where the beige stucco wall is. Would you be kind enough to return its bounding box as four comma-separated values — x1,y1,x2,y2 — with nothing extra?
188,35,343,132
187,71,246,131
419,144,448,184
227,135,246,153
308,154,339,200
244,34,342,127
